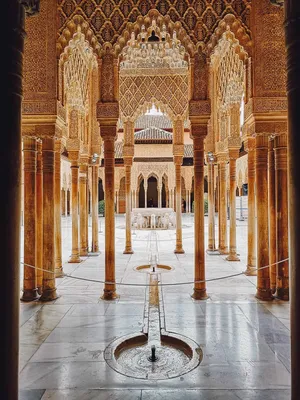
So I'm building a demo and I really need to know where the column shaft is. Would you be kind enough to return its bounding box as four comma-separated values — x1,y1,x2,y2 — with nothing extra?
124,163,133,254
174,161,184,253
268,139,276,291
92,165,99,253
40,137,58,301
218,162,228,254
79,165,88,256
275,134,289,300
21,137,38,301
69,162,80,263
54,140,63,277
255,135,273,300
246,141,256,275
102,134,118,300
226,154,240,261
144,185,147,208
207,161,216,251
36,140,43,294
192,134,207,299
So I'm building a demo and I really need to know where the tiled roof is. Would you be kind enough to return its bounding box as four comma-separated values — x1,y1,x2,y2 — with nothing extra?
118,115,190,130
134,127,172,143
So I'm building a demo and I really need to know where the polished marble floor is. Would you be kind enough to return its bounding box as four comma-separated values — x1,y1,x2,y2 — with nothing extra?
19,214,291,399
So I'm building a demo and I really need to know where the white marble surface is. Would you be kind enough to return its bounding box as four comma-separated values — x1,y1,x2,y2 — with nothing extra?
19,214,291,399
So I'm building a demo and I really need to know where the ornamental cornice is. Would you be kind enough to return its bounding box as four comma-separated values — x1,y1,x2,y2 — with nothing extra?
244,97,288,121
22,100,57,115
244,119,288,138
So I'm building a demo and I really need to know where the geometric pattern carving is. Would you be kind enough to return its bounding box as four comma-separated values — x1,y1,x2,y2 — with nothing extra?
58,1,252,47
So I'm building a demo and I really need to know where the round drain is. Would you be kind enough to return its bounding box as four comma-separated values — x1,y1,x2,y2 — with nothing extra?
134,264,173,273
104,331,202,380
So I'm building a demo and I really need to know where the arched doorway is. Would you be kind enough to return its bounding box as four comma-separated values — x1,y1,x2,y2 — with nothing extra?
147,176,158,207
138,178,145,208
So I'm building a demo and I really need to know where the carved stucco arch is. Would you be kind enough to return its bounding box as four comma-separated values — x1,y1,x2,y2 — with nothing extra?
113,10,195,58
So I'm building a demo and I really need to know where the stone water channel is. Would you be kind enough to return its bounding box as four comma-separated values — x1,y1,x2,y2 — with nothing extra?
104,231,202,380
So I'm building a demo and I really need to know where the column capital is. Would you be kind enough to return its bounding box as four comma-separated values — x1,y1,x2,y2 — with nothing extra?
190,124,208,140
243,137,256,152
189,100,211,124
123,144,134,159
173,144,184,157
68,150,79,162
97,101,119,126
216,153,229,164
173,155,183,165
228,148,240,160
124,157,133,167
100,126,117,142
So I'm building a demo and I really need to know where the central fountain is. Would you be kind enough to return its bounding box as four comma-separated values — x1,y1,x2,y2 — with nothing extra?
104,263,202,380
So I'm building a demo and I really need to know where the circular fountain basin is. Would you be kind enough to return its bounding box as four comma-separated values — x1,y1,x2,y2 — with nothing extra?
104,330,202,380
134,264,173,273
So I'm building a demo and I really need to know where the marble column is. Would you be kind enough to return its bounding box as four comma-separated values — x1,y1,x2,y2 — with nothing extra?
116,191,119,214
191,128,207,299
101,130,118,300
268,139,276,292
79,163,88,256
185,189,189,212
91,164,99,253
40,137,58,301
274,134,289,300
174,157,184,253
36,140,43,294
124,159,133,254
69,156,80,263
21,137,39,301
65,189,68,216
245,138,256,275
158,185,162,208
54,139,63,277
285,2,300,395
207,158,217,252
144,183,148,208
255,134,273,301
61,189,66,216
226,150,240,261
218,160,228,254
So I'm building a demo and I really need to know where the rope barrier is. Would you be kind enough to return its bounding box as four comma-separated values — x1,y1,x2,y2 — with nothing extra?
20,257,289,288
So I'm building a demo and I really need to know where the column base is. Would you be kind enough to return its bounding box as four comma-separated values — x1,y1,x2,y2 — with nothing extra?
68,254,81,263
92,245,100,253
206,249,220,255
276,287,289,301
191,288,209,300
55,266,64,278
21,288,39,302
37,287,43,296
218,247,229,255
245,265,257,276
79,250,88,257
88,251,101,257
174,248,185,254
123,248,134,254
226,253,240,262
101,289,119,301
255,288,274,301
40,288,59,302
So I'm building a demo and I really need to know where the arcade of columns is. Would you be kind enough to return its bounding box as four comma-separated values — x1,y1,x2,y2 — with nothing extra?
6,1,299,399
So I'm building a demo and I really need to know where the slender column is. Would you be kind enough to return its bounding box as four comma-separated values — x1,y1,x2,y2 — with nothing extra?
124,159,133,254
54,139,63,277
226,150,240,261
274,134,289,300
69,156,80,263
61,189,66,216
40,137,58,301
36,140,43,295
218,165,221,249
144,183,148,208
191,128,207,299
21,137,39,301
207,157,217,251
255,134,273,300
92,164,99,253
268,139,276,291
245,138,256,275
116,191,119,214
65,189,68,216
218,160,228,254
79,163,88,256
101,130,118,300
174,157,184,253
158,185,162,208
285,2,300,396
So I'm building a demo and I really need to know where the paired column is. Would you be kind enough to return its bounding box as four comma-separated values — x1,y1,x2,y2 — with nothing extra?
274,134,289,300
101,130,118,300
79,163,88,256
54,139,63,277
218,160,228,254
191,128,207,299
226,149,240,261
207,157,217,252
174,156,184,254
40,137,58,301
91,164,99,253
36,140,43,294
124,157,133,254
21,137,39,301
69,155,81,263
245,138,256,275
268,139,276,291
255,135,273,300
